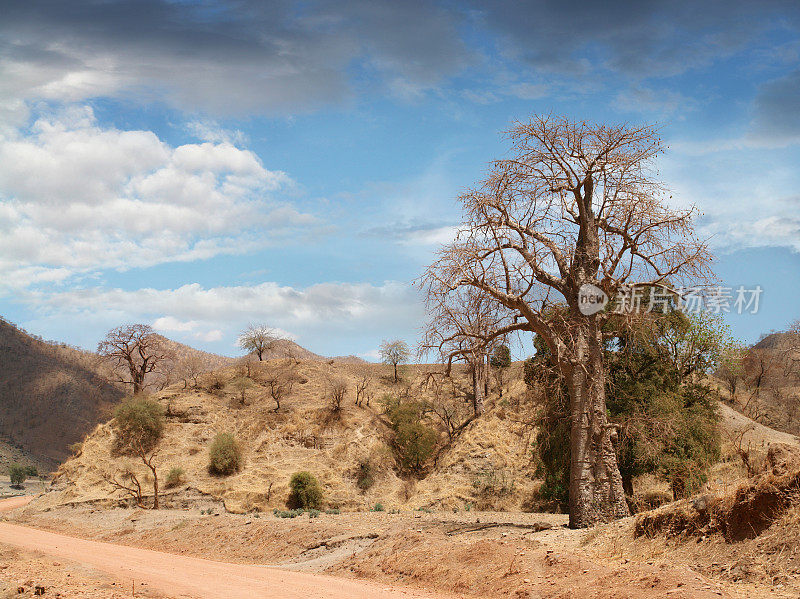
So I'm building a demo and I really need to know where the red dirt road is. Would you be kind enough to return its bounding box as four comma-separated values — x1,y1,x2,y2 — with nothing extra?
0,498,446,599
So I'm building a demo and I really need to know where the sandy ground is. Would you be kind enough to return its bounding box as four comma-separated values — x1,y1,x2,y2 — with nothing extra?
2,495,780,599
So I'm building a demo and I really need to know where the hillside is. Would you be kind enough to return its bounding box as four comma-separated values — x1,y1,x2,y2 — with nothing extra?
726,330,800,436
43,359,538,513
0,319,124,470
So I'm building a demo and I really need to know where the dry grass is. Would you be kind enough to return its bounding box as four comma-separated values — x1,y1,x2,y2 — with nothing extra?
44,359,540,513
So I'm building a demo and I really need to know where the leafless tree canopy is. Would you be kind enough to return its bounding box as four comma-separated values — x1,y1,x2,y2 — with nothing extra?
420,286,509,415
97,324,172,395
238,323,283,361
420,115,711,528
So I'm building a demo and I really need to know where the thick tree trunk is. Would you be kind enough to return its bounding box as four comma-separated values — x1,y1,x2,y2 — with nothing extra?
564,321,629,528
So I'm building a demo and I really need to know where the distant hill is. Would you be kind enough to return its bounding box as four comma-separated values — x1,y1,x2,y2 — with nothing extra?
240,338,367,365
728,330,800,436
0,319,365,471
0,318,124,470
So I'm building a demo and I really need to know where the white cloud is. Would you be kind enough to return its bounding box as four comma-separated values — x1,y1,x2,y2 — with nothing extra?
0,106,313,292
21,280,424,356
185,119,248,146
152,316,199,332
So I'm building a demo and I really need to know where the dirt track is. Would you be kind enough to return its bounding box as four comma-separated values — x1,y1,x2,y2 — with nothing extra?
0,497,445,599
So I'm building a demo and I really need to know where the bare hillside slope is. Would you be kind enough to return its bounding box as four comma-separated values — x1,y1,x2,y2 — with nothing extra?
0,319,124,469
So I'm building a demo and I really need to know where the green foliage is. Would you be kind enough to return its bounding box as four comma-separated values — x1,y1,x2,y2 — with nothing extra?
207,433,242,476
530,311,724,507
371,502,385,512
287,471,323,509
23,465,38,477
308,509,321,518
384,397,438,473
356,458,375,491
165,466,186,488
490,344,511,369
325,508,341,515
9,463,27,487
113,397,165,454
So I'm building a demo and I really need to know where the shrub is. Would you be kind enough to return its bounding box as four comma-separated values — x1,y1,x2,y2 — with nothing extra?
113,397,165,454
308,509,320,518
165,466,186,488
371,502,385,512
287,471,323,509
273,508,304,518
23,465,38,477
208,433,242,476
356,458,375,491
385,398,437,474
325,508,341,515
9,464,26,488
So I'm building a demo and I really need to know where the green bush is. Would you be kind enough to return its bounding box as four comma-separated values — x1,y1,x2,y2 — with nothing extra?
384,398,437,473
325,508,341,515
208,433,242,476
165,466,186,488
371,502,385,512
9,464,26,488
273,508,305,518
113,397,165,454
287,471,323,509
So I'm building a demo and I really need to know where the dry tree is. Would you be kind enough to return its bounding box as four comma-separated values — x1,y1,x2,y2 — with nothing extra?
419,115,711,527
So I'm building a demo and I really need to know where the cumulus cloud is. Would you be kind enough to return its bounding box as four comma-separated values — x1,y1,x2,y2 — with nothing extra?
0,106,312,291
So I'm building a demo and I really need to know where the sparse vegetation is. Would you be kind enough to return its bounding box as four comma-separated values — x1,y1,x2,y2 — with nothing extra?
208,433,242,476
287,471,323,509
165,466,186,488
371,502,385,512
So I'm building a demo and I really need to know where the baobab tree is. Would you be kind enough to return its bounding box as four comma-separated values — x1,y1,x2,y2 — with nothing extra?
98,324,171,394
421,115,711,528
238,323,283,361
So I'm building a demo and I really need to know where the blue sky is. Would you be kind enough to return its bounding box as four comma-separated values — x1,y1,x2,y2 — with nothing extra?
1,0,799,359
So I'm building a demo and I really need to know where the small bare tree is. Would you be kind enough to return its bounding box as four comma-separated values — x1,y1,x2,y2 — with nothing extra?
327,377,348,412
179,354,206,388
108,398,164,509
379,339,410,383
98,324,172,394
238,323,283,361
420,115,711,527
355,375,372,407
262,361,299,411
420,287,509,415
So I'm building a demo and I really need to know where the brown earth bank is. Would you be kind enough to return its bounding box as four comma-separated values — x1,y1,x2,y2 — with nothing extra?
2,497,784,599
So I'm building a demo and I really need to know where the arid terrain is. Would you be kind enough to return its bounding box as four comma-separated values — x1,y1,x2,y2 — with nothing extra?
2,339,800,598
